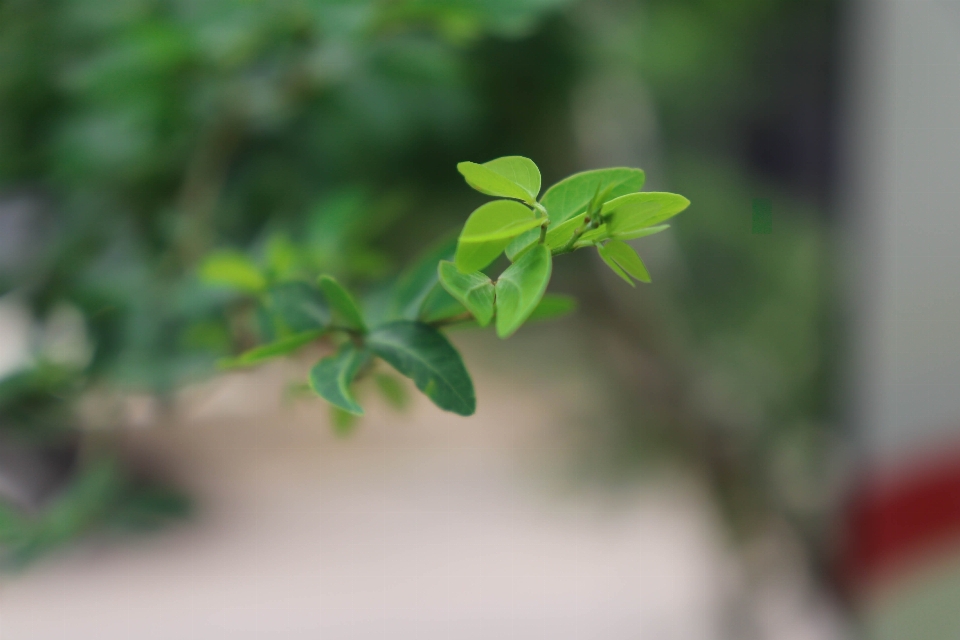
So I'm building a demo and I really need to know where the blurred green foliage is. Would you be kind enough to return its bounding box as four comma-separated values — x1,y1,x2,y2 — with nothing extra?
0,0,840,566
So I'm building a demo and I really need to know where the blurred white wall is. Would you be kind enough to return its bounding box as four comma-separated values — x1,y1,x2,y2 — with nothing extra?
843,0,960,463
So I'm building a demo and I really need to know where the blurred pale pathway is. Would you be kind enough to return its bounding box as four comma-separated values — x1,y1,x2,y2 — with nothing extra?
1,333,843,640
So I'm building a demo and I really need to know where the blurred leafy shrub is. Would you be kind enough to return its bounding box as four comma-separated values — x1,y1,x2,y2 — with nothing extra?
0,0,572,565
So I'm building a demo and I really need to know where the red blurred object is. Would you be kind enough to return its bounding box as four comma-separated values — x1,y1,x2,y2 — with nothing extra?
840,441,960,594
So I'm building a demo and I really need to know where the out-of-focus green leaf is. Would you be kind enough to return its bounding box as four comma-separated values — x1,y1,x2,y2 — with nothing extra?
540,168,645,223
494,243,552,338
368,321,475,416
375,372,409,409
198,251,265,293
265,282,329,333
265,234,300,280
330,405,359,436
526,293,577,323
220,329,324,369
417,285,468,324
318,275,366,332
388,236,456,321
457,156,541,203
309,344,370,415
455,200,540,273
437,261,495,326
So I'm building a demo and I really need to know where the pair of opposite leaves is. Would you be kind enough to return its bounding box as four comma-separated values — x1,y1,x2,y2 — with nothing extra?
447,156,690,337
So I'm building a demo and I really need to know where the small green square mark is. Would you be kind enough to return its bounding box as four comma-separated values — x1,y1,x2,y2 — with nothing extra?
752,198,772,234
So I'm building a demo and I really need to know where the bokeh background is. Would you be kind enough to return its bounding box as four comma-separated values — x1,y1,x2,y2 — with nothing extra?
1,0,957,638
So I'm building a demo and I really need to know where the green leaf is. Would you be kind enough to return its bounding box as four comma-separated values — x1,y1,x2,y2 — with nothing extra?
580,192,689,243
526,294,577,323
375,373,409,409
367,321,475,416
598,246,634,286
494,243,552,339
540,168,645,224
264,282,329,333
598,240,651,285
318,275,366,332
505,169,647,259
455,200,541,273
437,261,495,327
265,234,300,280
417,285,468,324
506,213,586,261
220,329,325,369
309,344,370,415
504,228,540,261
457,156,541,203
330,405,359,436
198,251,265,293
388,235,456,321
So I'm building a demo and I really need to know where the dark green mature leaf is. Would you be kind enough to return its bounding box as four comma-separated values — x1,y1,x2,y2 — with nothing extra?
265,282,329,333
526,294,577,323
580,192,689,243
457,156,541,203
309,344,370,415
318,275,366,332
220,329,325,368
199,251,265,293
540,168,646,224
368,321,475,416
388,236,456,321
437,261,495,326
598,240,651,285
495,243,552,338
455,200,541,273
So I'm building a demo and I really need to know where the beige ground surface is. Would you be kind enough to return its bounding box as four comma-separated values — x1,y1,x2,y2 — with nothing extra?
0,330,845,639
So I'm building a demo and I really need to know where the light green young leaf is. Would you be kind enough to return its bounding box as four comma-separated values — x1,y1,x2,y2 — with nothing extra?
598,240,651,286
506,213,583,261
318,275,366,332
455,200,541,273
602,240,651,282
375,373,409,409
219,329,325,369
388,235,456,321
199,251,265,293
504,228,539,261
526,294,577,323
368,321,475,416
597,245,634,286
574,224,670,249
495,243,552,339
330,405,359,436
309,344,370,415
540,168,646,224
580,192,689,243
457,156,541,203
437,261,495,327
